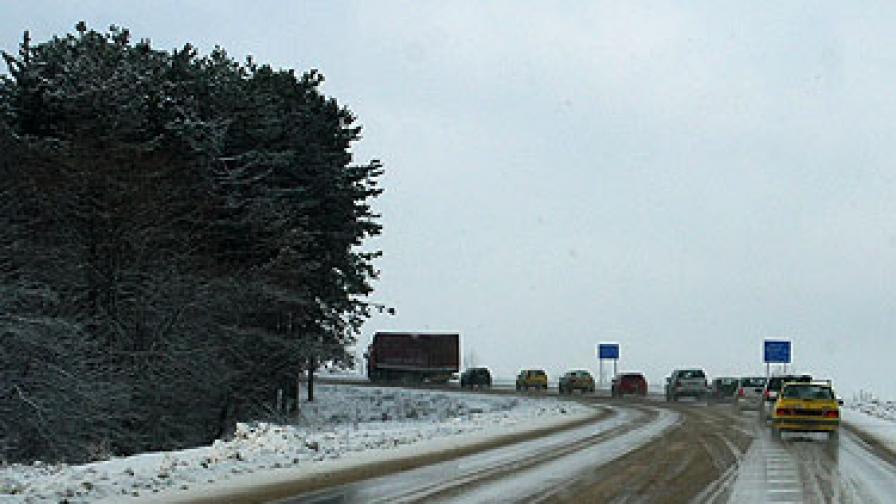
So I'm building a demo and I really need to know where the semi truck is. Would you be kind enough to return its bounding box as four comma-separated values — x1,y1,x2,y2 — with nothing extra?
366,332,459,383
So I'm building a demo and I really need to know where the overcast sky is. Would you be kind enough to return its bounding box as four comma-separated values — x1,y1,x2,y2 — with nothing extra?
5,2,896,398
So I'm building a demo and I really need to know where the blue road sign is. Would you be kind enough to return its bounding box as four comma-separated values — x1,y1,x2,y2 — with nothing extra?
598,343,620,360
764,340,791,364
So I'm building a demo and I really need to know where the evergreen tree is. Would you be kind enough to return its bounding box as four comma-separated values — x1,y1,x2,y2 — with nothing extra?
0,23,383,462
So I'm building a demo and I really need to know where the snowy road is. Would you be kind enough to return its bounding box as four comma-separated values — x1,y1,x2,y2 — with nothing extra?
724,413,896,503
277,404,678,504
14,384,891,503
268,396,896,504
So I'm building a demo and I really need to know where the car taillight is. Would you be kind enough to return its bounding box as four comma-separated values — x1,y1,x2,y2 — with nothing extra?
738,388,745,397
824,410,839,419
776,408,792,416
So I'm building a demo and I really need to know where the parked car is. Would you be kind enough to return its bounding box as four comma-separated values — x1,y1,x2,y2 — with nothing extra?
760,374,812,421
558,370,595,394
734,377,767,411
460,367,492,389
665,369,708,402
611,372,648,397
770,380,842,441
710,377,739,402
516,369,548,391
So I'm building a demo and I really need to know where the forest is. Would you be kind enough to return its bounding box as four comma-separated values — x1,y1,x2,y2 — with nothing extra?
0,23,383,464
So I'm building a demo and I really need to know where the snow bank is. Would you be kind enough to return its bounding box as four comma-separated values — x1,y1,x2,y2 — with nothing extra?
843,397,896,454
0,385,593,503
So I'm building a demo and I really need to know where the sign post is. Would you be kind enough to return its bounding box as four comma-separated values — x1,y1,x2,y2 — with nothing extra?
597,343,620,389
763,340,792,378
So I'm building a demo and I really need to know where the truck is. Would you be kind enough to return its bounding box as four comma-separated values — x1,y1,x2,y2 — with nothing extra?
366,332,460,384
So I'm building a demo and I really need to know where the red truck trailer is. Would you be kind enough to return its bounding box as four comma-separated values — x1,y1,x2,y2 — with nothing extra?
366,332,459,383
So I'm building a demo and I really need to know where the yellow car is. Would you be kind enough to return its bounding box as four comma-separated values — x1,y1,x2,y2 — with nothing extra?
771,381,841,441
516,369,548,391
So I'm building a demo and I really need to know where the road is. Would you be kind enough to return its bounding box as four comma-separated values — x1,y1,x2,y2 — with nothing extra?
268,388,896,504
280,403,677,504
722,411,896,503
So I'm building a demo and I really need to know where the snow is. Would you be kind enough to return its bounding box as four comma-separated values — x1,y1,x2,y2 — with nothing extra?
842,396,896,454
0,384,593,503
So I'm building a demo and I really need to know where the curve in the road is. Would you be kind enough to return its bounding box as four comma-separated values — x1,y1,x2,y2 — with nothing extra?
281,404,678,504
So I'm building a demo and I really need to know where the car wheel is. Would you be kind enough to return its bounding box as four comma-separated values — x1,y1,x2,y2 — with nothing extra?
771,427,782,441
828,430,839,443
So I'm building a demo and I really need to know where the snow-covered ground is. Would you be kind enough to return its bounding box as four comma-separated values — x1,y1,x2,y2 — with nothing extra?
0,384,593,503
843,396,896,454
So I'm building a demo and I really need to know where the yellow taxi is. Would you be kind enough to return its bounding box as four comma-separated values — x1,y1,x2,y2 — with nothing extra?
516,369,548,391
771,380,842,441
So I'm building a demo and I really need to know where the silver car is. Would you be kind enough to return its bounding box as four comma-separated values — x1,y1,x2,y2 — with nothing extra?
734,377,766,410
665,369,708,401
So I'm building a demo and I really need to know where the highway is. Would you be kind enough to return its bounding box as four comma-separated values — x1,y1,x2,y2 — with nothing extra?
213,380,896,504
172,380,896,504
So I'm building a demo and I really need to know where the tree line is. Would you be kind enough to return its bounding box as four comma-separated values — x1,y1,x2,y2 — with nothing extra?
0,23,383,463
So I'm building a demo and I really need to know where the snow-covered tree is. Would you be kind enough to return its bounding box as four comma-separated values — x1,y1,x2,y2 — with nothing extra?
0,24,383,462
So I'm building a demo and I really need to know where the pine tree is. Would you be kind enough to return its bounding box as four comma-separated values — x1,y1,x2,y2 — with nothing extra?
0,23,384,462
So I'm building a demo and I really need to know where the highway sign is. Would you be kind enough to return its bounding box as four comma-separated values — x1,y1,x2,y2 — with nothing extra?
764,340,791,364
598,343,620,360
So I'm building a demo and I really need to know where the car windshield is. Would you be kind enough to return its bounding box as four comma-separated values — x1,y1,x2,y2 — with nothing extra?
782,385,835,400
680,370,705,379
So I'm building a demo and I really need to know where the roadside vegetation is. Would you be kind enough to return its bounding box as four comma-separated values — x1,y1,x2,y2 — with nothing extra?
0,23,384,464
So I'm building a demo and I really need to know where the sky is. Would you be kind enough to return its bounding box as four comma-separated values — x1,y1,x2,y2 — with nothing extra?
4,2,896,398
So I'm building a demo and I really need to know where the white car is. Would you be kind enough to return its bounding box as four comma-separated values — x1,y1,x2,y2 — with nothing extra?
734,377,766,410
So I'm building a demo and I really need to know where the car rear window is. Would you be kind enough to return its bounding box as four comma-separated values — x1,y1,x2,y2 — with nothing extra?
531,370,546,377
782,385,834,400
680,370,705,379
768,375,811,391
740,378,766,387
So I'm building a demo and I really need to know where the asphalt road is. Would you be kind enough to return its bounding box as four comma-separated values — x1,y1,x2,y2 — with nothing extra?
263,382,896,504
279,403,676,504
724,411,896,503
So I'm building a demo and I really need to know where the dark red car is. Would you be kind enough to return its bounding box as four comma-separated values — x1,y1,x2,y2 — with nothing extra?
611,372,648,397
